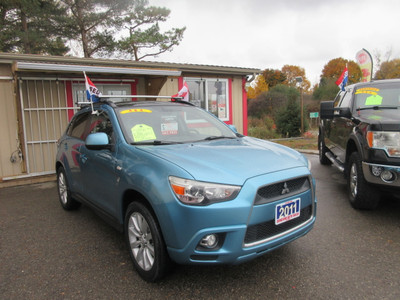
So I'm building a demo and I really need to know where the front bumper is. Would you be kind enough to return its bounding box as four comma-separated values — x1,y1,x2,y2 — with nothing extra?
362,162,400,187
166,167,317,265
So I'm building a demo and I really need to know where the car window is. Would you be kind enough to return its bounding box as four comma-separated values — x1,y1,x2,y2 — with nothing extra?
68,112,91,140
88,111,114,143
116,104,236,144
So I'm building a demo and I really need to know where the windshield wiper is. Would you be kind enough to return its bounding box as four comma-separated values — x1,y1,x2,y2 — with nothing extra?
131,140,182,146
356,106,400,111
203,136,237,141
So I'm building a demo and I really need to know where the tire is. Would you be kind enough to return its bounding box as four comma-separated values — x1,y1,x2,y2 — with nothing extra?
124,202,171,282
347,152,380,210
57,167,81,210
318,133,332,165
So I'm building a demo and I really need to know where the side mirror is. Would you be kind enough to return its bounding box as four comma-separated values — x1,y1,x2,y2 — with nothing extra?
85,132,111,150
228,124,238,133
320,101,334,119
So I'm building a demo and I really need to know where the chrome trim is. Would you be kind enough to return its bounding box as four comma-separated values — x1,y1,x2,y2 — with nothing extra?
362,162,400,187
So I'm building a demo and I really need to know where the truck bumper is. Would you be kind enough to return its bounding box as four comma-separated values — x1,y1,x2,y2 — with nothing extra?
362,162,400,187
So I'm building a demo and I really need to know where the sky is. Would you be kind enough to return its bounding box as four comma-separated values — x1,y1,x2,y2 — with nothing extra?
147,0,400,85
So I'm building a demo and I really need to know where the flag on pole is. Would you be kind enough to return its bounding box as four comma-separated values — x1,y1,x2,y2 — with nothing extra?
172,81,189,101
335,66,348,91
84,72,102,103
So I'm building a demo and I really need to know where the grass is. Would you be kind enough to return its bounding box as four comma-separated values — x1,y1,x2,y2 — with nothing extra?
272,136,318,151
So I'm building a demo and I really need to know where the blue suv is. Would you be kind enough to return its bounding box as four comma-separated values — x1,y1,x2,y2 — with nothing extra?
55,99,316,281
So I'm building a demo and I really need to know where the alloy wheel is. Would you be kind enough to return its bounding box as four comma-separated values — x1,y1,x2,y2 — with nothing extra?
58,172,68,205
349,162,358,198
128,212,155,271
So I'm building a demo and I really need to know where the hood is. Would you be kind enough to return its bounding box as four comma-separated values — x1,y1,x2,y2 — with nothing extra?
137,137,308,185
358,109,400,130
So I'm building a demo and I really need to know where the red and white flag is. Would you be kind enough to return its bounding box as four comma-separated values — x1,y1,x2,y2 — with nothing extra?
172,81,189,101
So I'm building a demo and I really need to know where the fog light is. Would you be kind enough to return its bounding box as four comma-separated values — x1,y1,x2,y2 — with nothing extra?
371,166,383,177
199,234,219,249
380,170,396,183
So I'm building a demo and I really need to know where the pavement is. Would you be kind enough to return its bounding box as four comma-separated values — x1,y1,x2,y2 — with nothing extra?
1,154,400,299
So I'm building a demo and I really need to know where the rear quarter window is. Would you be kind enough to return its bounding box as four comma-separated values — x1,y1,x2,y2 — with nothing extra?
68,112,90,140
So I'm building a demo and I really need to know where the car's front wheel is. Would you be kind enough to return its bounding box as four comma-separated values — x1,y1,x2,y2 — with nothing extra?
347,152,380,210
318,133,332,165
124,202,171,282
57,167,81,210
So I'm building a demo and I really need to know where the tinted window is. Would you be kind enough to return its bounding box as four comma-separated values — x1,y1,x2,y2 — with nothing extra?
339,90,353,107
68,112,90,140
88,111,114,143
354,83,400,109
333,91,345,107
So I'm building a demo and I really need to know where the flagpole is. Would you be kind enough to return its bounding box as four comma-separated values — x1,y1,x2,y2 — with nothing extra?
363,48,373,79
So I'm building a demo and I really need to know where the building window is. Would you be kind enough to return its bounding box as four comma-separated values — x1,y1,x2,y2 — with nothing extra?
72,83,133,104
186,78,229,121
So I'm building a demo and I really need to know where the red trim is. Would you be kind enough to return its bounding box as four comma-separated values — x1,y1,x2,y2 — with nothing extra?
242,78,248,135
225,79,233,125
65,81,74,120
177,77,184,89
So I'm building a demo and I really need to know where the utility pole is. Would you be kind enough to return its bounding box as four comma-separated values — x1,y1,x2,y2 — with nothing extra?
295,76,304,135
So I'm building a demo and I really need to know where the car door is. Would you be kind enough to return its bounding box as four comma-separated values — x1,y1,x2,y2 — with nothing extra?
79,110,119,217
62,111,91,196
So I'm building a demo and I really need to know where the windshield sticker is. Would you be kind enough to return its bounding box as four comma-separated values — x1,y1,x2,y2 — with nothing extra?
368,115,382,120
131,124,156,142
365,94,383,106
355,87,380,95
161,116,178,135
120,109,152,114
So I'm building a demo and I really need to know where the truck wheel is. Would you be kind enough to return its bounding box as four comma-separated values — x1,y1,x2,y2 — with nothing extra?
318,134,332,165
124,202,171,282
347,152,380,210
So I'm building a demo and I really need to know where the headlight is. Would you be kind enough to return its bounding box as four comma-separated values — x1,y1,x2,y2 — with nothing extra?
169,176,241,206
367,131,400,157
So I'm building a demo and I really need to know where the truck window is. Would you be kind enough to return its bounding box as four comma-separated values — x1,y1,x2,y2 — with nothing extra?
339,90,352,108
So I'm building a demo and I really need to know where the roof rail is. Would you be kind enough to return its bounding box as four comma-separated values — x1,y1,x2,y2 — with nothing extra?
77,95,194,110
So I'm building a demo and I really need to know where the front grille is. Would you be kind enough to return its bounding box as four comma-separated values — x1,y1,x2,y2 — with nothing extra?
255,176,310,205
244,205,313,246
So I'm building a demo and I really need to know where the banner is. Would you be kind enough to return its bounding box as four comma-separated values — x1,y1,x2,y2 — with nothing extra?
355,49,373,82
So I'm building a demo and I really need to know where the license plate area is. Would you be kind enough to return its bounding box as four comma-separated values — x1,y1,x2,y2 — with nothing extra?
275,198,301,225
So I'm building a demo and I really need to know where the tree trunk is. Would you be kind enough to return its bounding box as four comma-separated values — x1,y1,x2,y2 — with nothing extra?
20,10,31,53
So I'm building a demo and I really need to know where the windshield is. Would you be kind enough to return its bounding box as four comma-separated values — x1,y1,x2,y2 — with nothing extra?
354,83,400,110
116,103,237,144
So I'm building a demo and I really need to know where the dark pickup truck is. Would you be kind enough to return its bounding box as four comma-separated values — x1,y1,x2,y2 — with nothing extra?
319,79,400,209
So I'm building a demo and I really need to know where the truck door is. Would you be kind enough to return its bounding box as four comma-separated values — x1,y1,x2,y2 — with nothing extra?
329,89,354,163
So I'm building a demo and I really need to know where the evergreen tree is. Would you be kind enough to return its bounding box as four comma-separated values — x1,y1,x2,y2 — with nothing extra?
0,0,70,55
60,0,186,59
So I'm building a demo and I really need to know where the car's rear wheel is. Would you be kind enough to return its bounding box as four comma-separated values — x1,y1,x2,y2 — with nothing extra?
125,202,171,282
57,167,81,210
347,152,380,210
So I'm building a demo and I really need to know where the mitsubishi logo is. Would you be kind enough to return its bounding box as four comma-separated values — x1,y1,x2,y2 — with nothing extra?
281,182,290,195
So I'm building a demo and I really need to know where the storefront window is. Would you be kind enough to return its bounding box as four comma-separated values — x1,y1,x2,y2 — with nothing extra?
186,78,229,121
72,83,132,104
